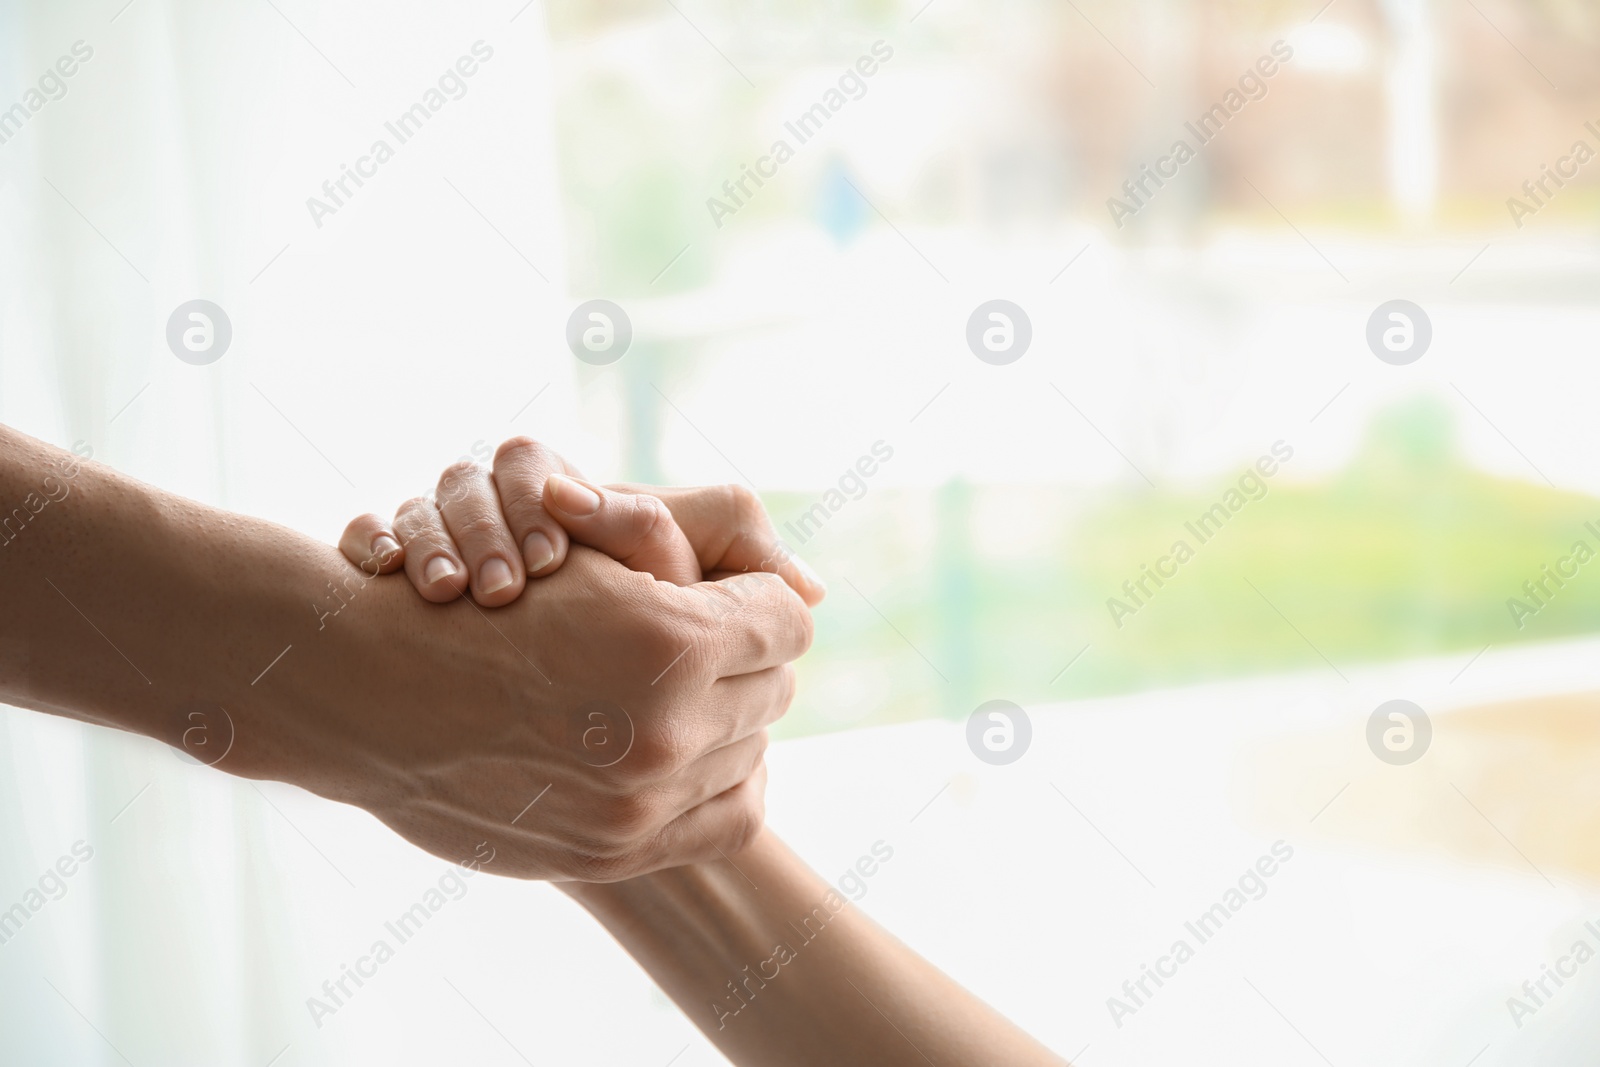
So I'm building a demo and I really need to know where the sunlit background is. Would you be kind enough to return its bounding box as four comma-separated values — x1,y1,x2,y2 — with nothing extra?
4,0,1600,1063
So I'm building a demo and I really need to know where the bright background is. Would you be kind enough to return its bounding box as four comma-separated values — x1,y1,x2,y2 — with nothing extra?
4,0,1600,1063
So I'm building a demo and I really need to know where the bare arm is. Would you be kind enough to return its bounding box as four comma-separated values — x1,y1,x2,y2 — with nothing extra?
561,827,1066,1066
0,422,337,752
0,422,805,879
338,444,1063,1066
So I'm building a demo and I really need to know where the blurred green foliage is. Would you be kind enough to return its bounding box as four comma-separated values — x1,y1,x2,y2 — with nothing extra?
772,398,1600,738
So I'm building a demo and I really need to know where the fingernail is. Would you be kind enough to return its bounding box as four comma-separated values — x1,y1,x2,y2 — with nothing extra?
479,558,515,595
523,530,555,572
372,535,401,563
424,556,458,584
548,474,601,516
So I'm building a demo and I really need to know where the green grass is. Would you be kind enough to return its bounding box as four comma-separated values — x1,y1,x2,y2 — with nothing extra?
770,401,1600,738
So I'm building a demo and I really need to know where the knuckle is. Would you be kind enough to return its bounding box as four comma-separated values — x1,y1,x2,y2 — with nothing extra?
629,720,693,778
437,460,482,501
495,476,546,523
727,794,764,854
741,585,801,657
776,664,797,713
724,482,764,523
727,581,813,664
494,435,551,467
625,591,716,689
743,620,777,666
624,494,667,549
596,790,659,843
393,498,437,540
340,516,379,553
397,495,434,517
454,511,506,542
791,601,815,656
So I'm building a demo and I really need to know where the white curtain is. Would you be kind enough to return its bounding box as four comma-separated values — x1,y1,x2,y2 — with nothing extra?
0,3,645,1062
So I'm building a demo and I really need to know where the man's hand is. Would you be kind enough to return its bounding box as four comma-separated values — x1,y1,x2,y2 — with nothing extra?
0,425,811,884
330,436,824,880
282,543,810,882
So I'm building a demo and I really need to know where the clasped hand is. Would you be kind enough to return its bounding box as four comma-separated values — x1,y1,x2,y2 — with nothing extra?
311,437,822,883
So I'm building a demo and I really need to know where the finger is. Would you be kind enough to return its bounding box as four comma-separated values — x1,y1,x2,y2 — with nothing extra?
626,761,767,878
610,483,825,606
660,729,769,817
695,664,794,755
545,474,701,586
436,462,526,607
491,436,579,578
393,496,470,603
684,571,814,676
339,513,406,575
630,665,792,778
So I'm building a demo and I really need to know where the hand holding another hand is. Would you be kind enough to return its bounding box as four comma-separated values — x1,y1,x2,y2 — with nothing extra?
324,437,822,882
338,437,824,609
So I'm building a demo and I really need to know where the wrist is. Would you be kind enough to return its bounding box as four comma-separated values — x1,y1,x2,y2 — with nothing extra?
142,492,351,779
557,828,814,955
51,472,355,784
26,450,386,794
0,436,329,762
0,426,494,818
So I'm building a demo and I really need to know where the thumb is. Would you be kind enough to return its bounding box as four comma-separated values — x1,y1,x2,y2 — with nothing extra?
543,474,701,586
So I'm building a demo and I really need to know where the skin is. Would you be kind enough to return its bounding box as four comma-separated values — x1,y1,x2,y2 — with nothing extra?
345,439,1066,1066
339,436,826,610
565,829,1065,1066
0,422,813,881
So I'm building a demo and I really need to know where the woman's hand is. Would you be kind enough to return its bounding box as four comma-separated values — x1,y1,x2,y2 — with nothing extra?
327,436,1063,1064
337,436,825,608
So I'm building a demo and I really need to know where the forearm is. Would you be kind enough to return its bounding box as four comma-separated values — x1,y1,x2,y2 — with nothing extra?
562,827,1064,1066
0,423,353,778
